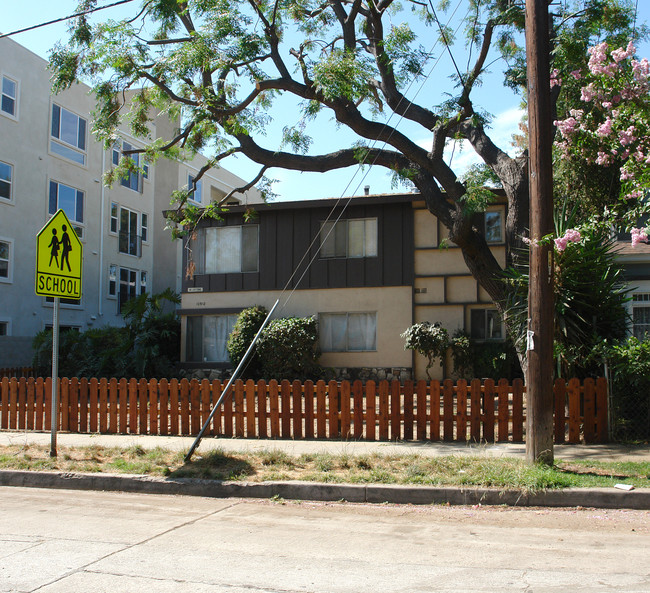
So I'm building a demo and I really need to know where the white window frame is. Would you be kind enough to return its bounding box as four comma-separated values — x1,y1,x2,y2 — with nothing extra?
0,160,13,203
118,141,143,193
141,212,149,243
140,270,148,295
48,180,84,239
110,202,118,234
320,217,378,259
470,308,504,341
188,173,203,204
0,318,11,336
186,313,239,363
484,210,504,244
319,312,377,352
50,103,87,166
1,75,18,120
194,225,259,274
0,237,13,283
632,293,650,340
108,264,117,298
118,206,143,257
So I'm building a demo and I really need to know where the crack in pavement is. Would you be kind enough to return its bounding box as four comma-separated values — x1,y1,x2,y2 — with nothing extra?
28,500,242,592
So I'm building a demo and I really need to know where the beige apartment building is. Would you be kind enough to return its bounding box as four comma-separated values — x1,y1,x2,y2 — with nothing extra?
0,37,262,367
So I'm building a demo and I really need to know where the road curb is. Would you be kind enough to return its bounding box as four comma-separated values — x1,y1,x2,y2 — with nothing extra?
1,469,649,509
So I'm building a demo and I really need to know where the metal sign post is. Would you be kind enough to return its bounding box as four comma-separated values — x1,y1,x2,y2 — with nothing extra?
50,297,59,457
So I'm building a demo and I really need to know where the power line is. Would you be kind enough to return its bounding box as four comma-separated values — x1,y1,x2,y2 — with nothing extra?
0,0,136,40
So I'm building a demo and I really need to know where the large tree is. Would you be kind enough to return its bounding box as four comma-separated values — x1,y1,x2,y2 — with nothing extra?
50,0,643,373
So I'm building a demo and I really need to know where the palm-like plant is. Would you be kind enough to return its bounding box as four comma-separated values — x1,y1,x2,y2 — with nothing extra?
504,207,630,378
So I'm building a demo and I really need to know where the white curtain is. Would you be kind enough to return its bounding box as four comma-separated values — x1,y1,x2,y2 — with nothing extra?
202,315,237,362
347,312,377,351
320,312,376,351
320,313,348,351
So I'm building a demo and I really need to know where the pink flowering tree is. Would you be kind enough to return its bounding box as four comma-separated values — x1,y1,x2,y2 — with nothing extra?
553,40,650,244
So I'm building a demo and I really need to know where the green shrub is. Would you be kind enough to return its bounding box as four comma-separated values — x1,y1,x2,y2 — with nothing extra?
605,337,650,440
256,316,320,380
227,305,268,378
401,322,449,379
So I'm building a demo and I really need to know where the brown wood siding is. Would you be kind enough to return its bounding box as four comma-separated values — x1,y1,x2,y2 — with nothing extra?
183,201,414,292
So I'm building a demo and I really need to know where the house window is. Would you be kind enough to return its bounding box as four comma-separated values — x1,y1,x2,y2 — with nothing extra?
119,207,142,257
50,104,86,165
186,314,238,363
108,264,117,297
0,321,8,336
0,161,12,201
194,225,259,274
49,181,84,238
320,218,378,258
110,202,118,233
0,238,12,282
119,141,142,192
188,174,203,203
1,76,17,118
141,213,148,242
632,293,650,340
119,267,138,312
470,309,504,341
320,312,377,352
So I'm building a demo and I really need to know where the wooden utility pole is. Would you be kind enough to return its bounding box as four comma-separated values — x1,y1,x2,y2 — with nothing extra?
525,0,555,465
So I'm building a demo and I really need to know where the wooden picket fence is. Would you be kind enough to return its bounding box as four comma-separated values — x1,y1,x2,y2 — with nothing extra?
0,376,608,443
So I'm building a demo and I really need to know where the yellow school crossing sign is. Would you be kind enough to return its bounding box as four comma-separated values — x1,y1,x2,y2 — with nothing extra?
35,209,83,299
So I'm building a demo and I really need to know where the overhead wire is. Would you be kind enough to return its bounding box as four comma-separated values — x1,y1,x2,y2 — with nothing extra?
0,0,137,40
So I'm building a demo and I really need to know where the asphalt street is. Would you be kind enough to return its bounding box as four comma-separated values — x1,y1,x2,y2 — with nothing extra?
1,487,649,593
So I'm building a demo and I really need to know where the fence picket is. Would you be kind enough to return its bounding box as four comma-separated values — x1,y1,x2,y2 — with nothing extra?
44,378,52,431
568,378,581,444
340,381,350,439
169,379,179,435
456,379,468,442
269,380,280,438
60,378,69,432
583,378,596,443
234,380,245,438
281,380,292,438
430,380,440,441
223,383,234,437
35,378,44,431
328,380,339,438
512,379,524,442
88,379,98,433
190,379,201,435
109,378,118,434
353,380,363,440
18,378,27,430
79,378,88,433
180,379,190,435
117,378,127,434
305,380,315,439
316,381,326,438
201,379,212,436
442,380,454,441
158,379,169,436
257,380,268,438
483,379,495,442
245,379,256,437
378,380,389,440
149,379,159,435
27,377,36,431
138,379,149,435
416,380,427,440
292,380,303,440
366,380,376,441
403,381,414,441
0,377,8,429
470,379,481,442
211,380,223,436
99,378,108,433
497,379,509,442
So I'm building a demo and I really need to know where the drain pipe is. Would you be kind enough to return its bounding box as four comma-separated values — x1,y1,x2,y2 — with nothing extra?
98,149,106,318
185,299,280,462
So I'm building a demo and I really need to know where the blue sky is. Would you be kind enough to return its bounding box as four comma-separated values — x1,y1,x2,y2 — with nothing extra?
3,1,650,202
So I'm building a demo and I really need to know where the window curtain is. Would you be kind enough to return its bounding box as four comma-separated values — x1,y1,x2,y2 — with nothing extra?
347,312,377,350
320,313,348,351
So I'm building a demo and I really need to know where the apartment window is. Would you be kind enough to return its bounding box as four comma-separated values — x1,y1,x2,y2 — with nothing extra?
1,76,17,118
119,141,142,192
632,293,650,340
110,202,118,233
470,309,504,341
186,314,238,363
320,312,377,352
119,267,137,312
108,264,117,297
143,163,150,180
50,104,86,165
193,225,259,274
141,213,148,242
140,270,148,295
46,295,81,306
49,181,84,238
119,207,142,257
0,321,8,336
0,238,11,282
188,174,203,203
0,161,12,201
320,218,378,258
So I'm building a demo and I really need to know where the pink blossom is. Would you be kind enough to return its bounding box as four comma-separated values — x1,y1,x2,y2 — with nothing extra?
555,228,582,252
619,126,636,146
570,70,582,80
554,117,579,139
611,41,635,63
596,151,612,166
631,227,649,247
581,84,596,102
596,118,613,137
632,58,650,80
554,237,569,252
550,69,562,88
620,169,633,181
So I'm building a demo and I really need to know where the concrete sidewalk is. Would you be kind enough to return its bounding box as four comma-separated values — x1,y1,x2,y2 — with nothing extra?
1,429,649,462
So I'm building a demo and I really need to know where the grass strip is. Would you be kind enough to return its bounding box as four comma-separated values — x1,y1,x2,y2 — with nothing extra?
1,444,649,493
